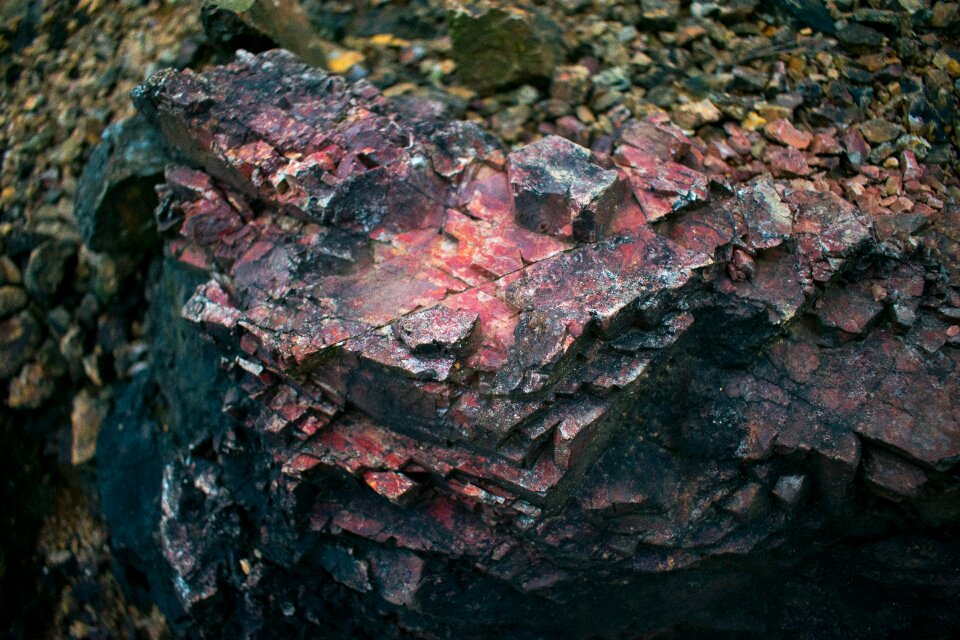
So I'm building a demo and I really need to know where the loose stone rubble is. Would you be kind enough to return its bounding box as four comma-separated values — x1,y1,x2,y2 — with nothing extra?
99,48,960,638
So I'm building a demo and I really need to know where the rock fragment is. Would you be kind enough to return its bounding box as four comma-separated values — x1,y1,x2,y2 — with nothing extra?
860,119,904,144
764,118,812,149
639,0,681,27
863,448,927,500
772,474,808,506
508,135,625,241
843,127,871,166
0,311,40,379
74,113,177,254
673,98,722,130
448,1,564,91
766,146,811,176
396,307,479,355
0,285,27,317
836,23,885,53
71,389,109,464
7,362,54,409
769,0,835,33
24,240,74,300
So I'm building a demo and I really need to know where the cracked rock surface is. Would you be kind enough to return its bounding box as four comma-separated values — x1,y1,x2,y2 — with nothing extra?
101,50,960,639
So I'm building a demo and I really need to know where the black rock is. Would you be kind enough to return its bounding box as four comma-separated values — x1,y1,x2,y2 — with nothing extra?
200,5,276,60
74,113,179,255
731,66,769,92
639,0,681,28
448,1,565,91
851,8,904,31
767,0,836,34
713,0,761,23
798,79,824,107
836,23,885,53
842,66,876,85
0,311,39,379
24,239,74,301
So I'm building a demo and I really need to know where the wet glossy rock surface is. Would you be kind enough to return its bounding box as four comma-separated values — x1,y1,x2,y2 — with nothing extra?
101,51,960,639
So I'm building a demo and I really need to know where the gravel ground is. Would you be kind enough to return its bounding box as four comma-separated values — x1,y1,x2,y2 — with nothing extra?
1,2,199,637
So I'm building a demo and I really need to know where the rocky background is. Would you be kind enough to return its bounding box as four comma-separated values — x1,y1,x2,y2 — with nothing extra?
1,0,959,638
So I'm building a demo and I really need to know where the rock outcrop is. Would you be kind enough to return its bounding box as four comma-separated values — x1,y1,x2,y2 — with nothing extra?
100,50,960,639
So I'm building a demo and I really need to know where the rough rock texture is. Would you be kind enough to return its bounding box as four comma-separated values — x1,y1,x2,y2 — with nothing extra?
102,50,960,639
448,1,565,91
75,113,180,254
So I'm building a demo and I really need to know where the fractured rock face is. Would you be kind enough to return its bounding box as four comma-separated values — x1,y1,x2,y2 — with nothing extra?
100,50,960,639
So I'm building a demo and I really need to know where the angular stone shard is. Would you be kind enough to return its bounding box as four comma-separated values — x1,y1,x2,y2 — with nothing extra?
863,448,928,501
396,306,479,355
507,135,625,241
772,474,808,506
101,51,960,640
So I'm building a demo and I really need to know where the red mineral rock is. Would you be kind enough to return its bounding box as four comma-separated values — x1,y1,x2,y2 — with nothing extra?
104,50,960,639
763,118,813,150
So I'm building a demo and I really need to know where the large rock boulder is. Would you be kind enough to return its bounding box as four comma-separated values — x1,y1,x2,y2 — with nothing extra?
99,50,960,639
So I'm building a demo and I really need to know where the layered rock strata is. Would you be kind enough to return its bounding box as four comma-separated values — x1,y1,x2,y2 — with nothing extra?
100,50,960,639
